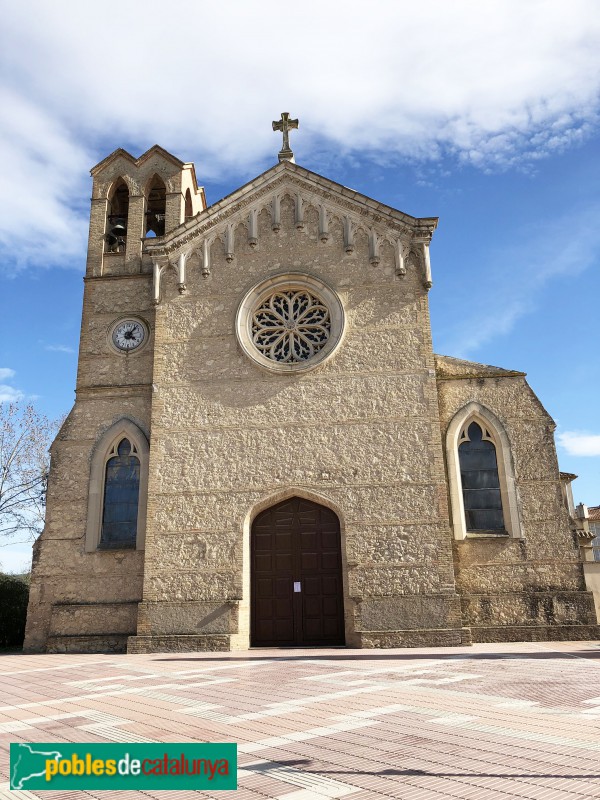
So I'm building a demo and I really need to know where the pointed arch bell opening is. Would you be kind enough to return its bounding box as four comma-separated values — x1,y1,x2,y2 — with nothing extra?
145,174,166,237
184,188,193,220
105,178,129,253
446,403,522,540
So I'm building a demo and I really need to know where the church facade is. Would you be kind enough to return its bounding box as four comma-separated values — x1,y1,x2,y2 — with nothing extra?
23,134,600,653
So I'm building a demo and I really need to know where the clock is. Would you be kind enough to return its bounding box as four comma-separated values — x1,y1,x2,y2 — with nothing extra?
110,319,147,353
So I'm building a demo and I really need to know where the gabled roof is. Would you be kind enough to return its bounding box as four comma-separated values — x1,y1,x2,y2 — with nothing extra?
434,354,526,380
90,144,186,176
144,159,438,257
208,160,436,229
559,471,578,482
589,505,600,522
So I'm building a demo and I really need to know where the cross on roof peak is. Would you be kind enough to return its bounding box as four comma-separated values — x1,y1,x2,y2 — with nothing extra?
272,112,299,163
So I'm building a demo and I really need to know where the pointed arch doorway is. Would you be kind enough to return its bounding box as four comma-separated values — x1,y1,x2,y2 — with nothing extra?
251,497,345,647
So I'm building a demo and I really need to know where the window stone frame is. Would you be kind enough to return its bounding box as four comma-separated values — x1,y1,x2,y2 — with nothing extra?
85,419,149,552
446,402,522,540
236,272,346,374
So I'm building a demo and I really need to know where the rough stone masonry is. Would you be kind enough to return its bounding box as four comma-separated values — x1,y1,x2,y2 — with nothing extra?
23,140,600,653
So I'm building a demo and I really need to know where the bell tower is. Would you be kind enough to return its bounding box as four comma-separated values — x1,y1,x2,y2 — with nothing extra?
86,145,206,278
77,145,207,397
24,146,206,652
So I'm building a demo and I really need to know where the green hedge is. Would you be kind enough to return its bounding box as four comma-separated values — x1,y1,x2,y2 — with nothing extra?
0,575,30,648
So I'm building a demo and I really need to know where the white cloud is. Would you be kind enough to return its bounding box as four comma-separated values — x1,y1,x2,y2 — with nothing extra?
1,0,600,271
0,368,25,403
0,385,24,403
0,88,90,272
437,203,600,356
558,431,600,457
44,344,75,354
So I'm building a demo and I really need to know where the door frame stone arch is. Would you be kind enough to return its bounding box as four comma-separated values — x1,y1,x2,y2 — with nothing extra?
234,488,354,649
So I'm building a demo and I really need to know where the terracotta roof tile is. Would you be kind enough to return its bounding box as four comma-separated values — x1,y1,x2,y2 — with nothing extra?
588,505,600,521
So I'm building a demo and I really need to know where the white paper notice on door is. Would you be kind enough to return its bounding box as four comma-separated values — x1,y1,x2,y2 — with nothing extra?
293,582,301,592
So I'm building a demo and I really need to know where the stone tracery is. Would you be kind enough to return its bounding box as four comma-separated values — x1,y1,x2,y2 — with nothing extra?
252,290,331,363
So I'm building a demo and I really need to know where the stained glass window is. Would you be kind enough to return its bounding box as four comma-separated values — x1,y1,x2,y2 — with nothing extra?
99,438,140,548
459,422,506,532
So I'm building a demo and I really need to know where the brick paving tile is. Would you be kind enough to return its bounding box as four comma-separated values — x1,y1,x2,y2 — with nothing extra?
1,643,600,799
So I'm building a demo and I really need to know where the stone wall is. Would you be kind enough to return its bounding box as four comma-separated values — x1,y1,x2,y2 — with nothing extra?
436,363,598,641
24,145,204,653
23,271,153,653
27,150,597,654
131,191,464,651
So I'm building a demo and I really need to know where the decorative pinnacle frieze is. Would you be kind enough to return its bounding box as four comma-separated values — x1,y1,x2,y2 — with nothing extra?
145,174,430,259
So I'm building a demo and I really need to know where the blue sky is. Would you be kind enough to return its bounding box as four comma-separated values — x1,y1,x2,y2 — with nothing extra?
1,0,599,569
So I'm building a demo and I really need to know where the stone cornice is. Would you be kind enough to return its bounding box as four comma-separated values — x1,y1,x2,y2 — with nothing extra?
434,354,526,381
435,371,526,382
143,162,438,258
84,274,152,283
76,384,153,396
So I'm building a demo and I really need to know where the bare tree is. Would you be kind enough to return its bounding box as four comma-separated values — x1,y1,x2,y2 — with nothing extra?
0,403,59,543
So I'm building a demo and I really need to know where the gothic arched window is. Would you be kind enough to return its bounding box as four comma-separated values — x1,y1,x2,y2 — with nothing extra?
446,403,522,540
458,422,505,532
85,420,149,552
99,438,140,548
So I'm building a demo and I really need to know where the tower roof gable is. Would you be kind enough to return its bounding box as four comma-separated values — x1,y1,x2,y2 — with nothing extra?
90,144,186,176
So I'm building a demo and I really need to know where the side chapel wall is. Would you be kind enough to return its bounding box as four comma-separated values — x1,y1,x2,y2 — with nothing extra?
436,370,598,641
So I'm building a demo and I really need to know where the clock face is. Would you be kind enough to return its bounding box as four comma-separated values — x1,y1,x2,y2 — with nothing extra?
112,320,146,352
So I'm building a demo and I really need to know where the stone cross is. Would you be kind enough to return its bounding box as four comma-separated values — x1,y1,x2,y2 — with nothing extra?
272,112,299,162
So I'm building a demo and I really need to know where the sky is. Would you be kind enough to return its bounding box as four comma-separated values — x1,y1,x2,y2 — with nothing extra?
1,0,599,570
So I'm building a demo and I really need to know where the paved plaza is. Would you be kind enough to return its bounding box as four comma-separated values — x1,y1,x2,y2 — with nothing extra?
1,641,600,799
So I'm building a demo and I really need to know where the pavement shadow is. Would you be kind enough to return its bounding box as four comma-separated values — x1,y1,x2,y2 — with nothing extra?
154,649,600,663
246,758,600,780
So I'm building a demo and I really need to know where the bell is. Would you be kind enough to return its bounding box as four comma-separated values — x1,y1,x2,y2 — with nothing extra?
110,220,127,236
105,228,126,253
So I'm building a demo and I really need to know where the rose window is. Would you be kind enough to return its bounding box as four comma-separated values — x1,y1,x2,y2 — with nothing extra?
236,273,345,373
252,291,331,363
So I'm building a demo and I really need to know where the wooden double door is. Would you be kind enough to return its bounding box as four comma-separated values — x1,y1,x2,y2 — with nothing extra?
251,497,345,647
